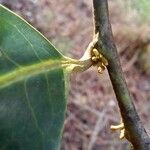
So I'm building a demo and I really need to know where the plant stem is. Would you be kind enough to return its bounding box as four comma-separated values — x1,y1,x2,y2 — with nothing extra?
92,0,150,149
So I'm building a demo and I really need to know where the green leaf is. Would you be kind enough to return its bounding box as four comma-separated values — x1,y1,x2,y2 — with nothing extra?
0,4,71,150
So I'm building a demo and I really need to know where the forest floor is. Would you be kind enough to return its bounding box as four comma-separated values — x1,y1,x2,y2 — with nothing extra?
1,0,150,149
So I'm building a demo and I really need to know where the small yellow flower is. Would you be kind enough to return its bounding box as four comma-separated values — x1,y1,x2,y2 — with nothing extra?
91,48,108,73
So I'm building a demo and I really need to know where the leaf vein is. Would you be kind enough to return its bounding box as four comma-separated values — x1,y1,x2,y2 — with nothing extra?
24,79,44,137
0,48,21,68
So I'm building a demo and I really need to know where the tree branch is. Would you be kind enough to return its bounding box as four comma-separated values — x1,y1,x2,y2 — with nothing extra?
92,0,150,149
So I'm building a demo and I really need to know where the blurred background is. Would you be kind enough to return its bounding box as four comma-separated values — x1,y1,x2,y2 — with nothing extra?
0,0,149,149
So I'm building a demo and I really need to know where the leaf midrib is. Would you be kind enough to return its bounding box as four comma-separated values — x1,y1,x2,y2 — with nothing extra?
0,56,87,89
0,59,68,88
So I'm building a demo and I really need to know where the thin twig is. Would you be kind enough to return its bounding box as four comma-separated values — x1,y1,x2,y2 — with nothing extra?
92,0,150,149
